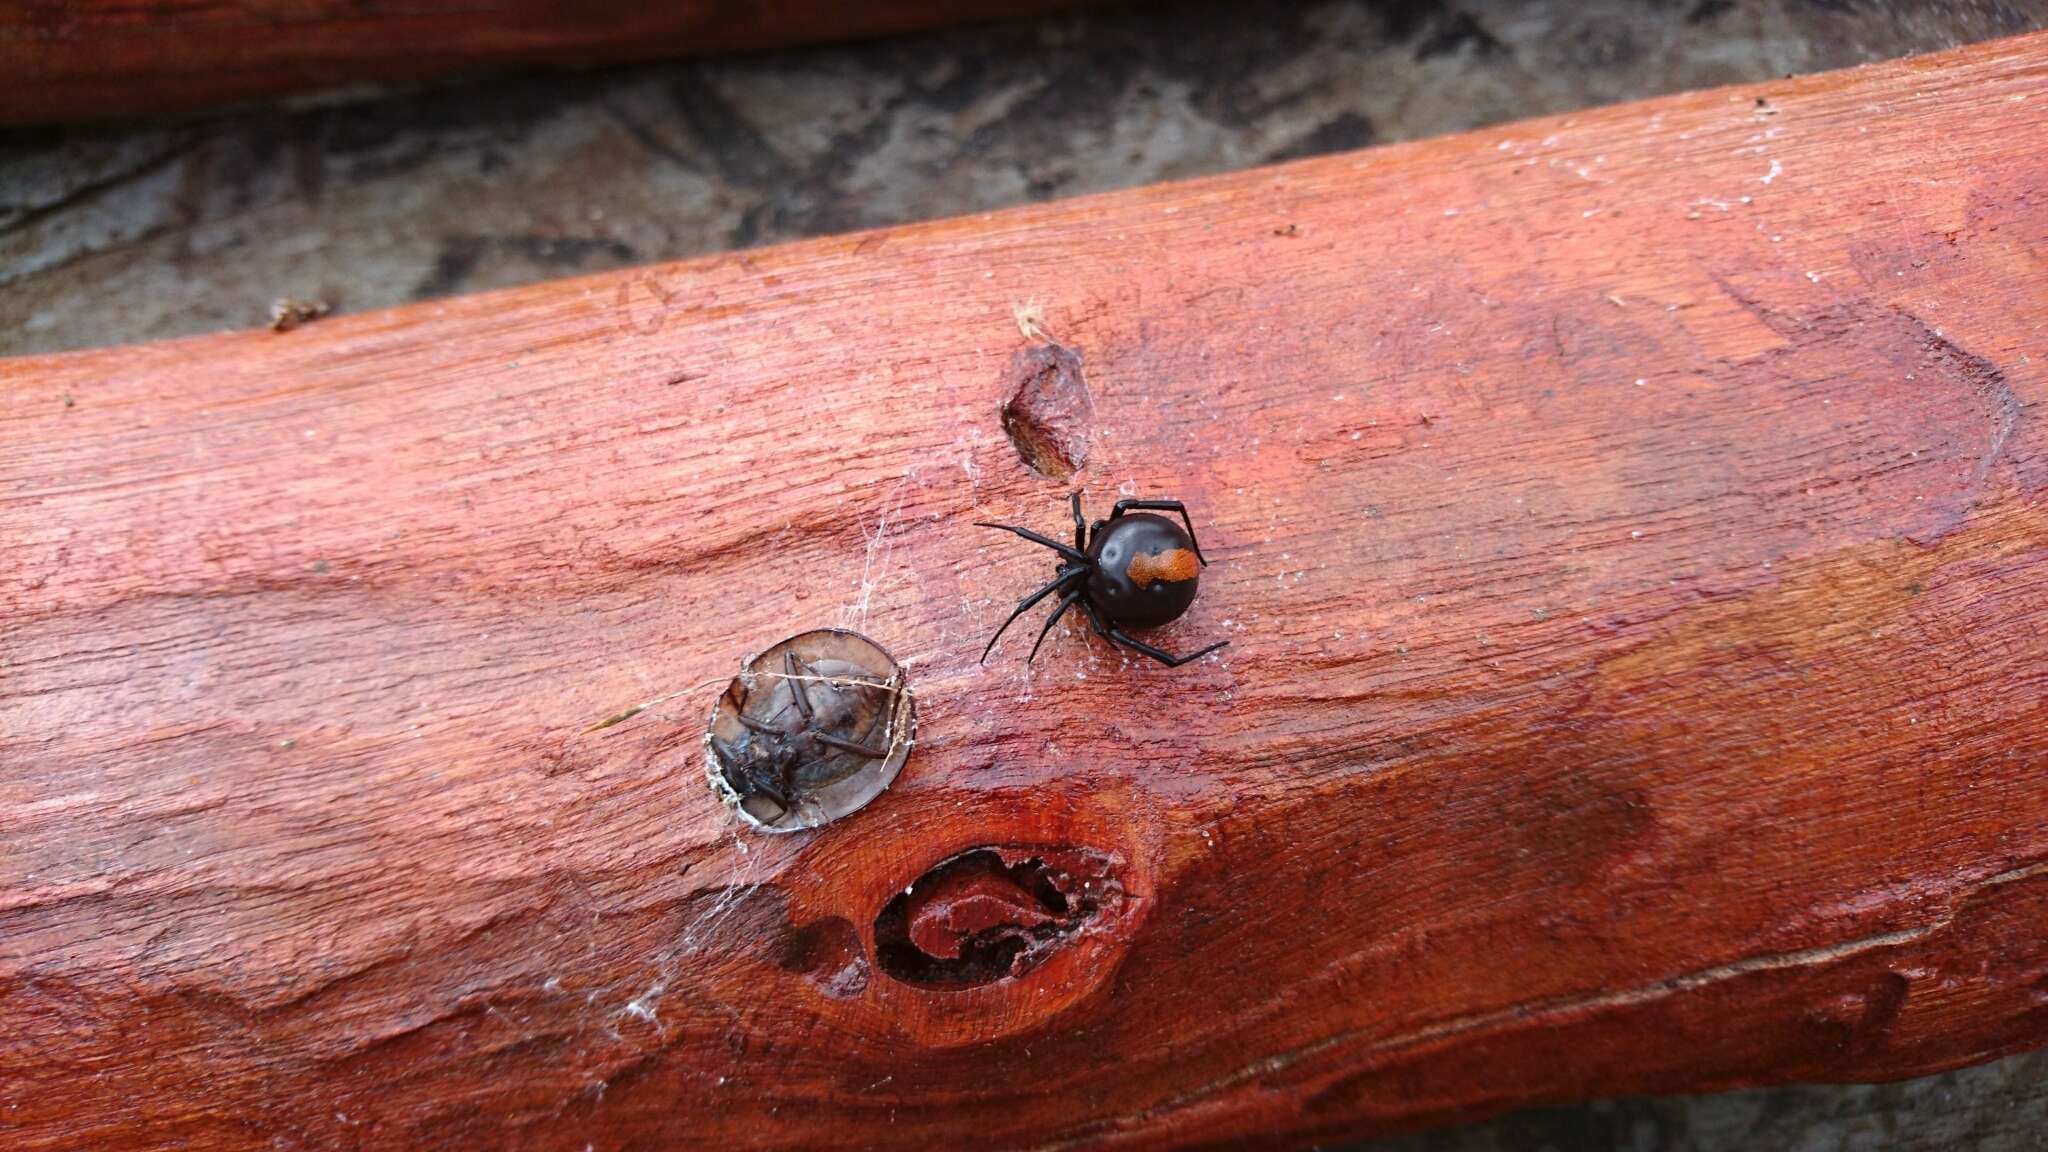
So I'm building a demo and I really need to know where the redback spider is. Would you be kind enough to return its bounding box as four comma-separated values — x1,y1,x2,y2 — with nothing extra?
977,493,1229,668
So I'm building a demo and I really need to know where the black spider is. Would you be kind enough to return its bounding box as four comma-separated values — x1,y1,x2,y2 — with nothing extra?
709,649,893,815
977,493,1229,668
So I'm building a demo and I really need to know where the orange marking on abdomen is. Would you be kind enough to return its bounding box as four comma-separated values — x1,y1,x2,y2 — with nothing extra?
1126,548,1200,588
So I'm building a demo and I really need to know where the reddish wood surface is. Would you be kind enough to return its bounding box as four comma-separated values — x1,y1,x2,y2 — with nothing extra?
0,0,1105,124
4,35,2048,1152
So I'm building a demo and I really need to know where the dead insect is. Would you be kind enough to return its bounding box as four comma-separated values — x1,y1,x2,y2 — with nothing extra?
709,648,897,818
978,493,1229,668
701,629,914,836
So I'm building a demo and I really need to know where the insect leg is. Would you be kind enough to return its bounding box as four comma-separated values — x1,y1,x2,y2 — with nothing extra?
710,734,788,811
813,732,892,759
707,733,748,769
762,768,794,814
1109,498,1210,565
783,649,815,723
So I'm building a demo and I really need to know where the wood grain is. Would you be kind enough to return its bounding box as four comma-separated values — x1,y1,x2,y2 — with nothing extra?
0,0,1107,124
3,33,2046,1152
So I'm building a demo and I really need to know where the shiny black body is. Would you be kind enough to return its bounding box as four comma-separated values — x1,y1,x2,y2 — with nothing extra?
976,494,1229,668
1087,513,1199,627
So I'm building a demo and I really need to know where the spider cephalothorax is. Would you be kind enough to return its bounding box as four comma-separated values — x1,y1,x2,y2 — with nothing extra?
977,493,1229,668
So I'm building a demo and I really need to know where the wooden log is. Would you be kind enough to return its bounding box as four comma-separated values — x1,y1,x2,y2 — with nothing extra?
3,33,2047,1152
0,0,1106,124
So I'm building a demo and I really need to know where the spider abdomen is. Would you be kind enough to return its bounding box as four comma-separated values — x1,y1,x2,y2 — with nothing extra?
1087,513,1201,628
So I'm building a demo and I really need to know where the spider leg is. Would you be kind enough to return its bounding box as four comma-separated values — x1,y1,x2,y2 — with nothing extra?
1069,491,1087,551
1080,598,1228,668
735,712,782,735
1110,498,1210,566
783,649,814,723
813,732,892,759
1028,588,1087,662
980,564,1087,662
972,521,1089,563
1108,631,1228,668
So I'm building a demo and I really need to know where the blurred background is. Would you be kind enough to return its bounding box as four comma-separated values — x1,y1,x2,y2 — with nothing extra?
7,1,2046,359
4,0,2046,1147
